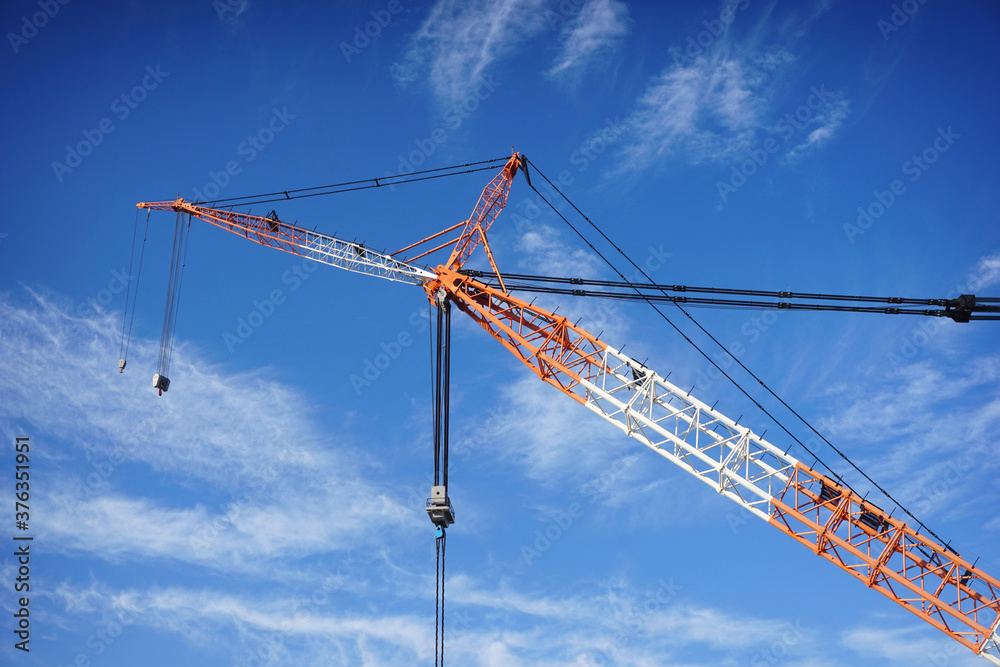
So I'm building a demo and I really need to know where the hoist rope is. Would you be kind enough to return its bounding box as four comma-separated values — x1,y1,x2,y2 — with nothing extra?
426,297,453,665
125,211,151,363
157,213,192,382
435,537,439,664
119,209,150,369
522,158,956,552
165,215,192,375
435,530,447,667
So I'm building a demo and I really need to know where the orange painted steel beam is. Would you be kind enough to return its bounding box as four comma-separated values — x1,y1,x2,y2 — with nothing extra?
393,220,465,257
434,266,606,402
769,464,1000,654
138,199,314,258
443,153,522,273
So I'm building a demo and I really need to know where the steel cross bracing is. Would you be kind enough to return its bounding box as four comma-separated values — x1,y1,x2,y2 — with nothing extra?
442,155,520,273
434,265,1000,664
137,199,435,286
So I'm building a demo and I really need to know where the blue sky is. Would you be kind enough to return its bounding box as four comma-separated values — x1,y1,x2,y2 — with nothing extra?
2,0,999,665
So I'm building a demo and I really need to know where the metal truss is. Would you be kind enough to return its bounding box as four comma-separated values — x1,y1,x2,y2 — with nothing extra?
439,266,1000,663
137,199,435,286
444,153,521,273
771,466,1000,664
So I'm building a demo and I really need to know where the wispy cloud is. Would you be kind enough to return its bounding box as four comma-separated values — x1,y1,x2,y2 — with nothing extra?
547,0,631,80
617,52,785,169
0,290,416,574
393,0,550,104
970,249,1000,290
48,573,831,666
785,96,850,162
615,2,847,171
841,624,985,667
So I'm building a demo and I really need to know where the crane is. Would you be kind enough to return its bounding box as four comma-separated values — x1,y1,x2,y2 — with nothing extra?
136,153,1000,664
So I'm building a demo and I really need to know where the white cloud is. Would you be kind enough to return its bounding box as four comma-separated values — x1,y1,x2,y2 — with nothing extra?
548,0,631,80
785,97,850,162
393,0,550,104
616,49,791,170
969,249,1000,290
841,625,984,667
50,573,833,666
614,2,849,171
0,290,417,574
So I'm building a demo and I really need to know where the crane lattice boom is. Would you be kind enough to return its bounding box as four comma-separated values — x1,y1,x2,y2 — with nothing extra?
137,199,435,285
136,153,1000,664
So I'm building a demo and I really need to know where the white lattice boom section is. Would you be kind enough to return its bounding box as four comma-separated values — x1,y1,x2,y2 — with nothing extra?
580,345,797,520
137,199,435,286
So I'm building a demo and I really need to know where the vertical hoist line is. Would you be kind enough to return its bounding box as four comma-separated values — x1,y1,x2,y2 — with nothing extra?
158,212,184,375
439,530,446,667
155,213,192,393
123,211,151,368
119,210,140,367
428,295,452,667
164,216,193,378
434,303,444,487
442,302,451,490
434,537,440,667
